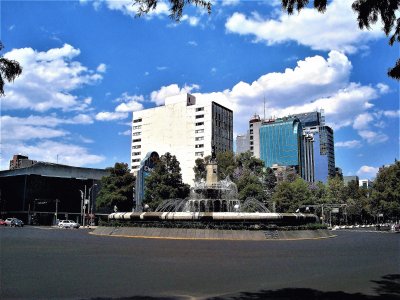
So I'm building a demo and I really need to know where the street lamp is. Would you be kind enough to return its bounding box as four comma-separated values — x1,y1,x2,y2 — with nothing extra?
88,184,98,226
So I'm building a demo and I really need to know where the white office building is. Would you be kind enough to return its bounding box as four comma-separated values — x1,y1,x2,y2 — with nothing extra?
131,93,233,185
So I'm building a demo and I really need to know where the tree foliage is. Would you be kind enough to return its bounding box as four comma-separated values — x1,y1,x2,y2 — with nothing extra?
96,163,136,212
134,0,399,80
134,0,211,21
144,152,190,209
0,42,22,96
194,151,276,204
370,160,400,220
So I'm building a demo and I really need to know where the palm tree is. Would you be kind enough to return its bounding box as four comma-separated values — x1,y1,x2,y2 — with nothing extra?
0,41,22,96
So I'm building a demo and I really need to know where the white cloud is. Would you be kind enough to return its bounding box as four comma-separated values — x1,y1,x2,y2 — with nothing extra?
144,71,150,76
3,44,102,112
96,0,169,19
8,24,15,31
0,114,101,169
149,52,387,139
115,93,144,112
358,130,388,144
225,0,382,53
96,63,107,73
335,140,362,149
157,66,168,71
95,111,128,121
2,140,105,168
353,113,374,130
1,114,93,140
118,130,132,136
150,84,200,106
181,15,200,26
376,83,389,94
383,110,400,118
356,165,379,179
188,41,198,46
221,0,240,6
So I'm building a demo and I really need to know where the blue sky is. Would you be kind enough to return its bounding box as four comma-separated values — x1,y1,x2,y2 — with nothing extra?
1,0,399,179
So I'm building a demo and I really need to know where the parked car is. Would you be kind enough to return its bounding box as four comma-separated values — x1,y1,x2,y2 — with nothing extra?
0,219,6,226
58,220,80,229
5,218,24,227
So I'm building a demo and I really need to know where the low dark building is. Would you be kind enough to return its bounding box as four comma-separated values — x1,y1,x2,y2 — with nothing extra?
0,162,109,225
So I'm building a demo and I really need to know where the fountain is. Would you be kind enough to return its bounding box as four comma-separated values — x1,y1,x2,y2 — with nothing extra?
108,156,318,227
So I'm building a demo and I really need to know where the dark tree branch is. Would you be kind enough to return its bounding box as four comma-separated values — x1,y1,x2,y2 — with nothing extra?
134,0,211,22
0,42,22,96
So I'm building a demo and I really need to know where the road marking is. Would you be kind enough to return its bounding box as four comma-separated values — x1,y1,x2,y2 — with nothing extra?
89,231,337,241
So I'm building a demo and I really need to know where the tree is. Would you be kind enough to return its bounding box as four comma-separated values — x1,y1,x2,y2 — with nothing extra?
134,0,399,80
134,0,211,21
193,155,210,181
325,176,345,204
370,160,400,221
144,152,190,209
0,42,22,96
96,163,136,212
216,151,236,180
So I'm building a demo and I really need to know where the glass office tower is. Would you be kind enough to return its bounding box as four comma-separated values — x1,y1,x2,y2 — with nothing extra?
259,117,304,177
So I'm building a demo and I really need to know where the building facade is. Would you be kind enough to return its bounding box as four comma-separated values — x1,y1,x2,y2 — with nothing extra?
236,134,250,154
259,117,305,178
9,154,37,170
0,162,108,225
131,94,233,185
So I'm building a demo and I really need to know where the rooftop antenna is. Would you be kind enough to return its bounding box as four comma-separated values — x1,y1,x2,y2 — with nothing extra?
263,95,266,121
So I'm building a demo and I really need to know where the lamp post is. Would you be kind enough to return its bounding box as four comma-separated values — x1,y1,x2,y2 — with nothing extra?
88,184,98,226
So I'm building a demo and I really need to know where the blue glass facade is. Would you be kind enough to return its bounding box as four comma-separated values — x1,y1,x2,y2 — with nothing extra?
259,118,303,175
135,151,159,211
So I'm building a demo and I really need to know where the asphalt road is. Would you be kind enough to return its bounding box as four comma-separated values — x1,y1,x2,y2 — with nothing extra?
0,226,399,300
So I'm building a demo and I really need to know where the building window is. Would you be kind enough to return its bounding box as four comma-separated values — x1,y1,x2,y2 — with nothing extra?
195,129,204,133
133,118,142,123
195,144,204,148
195,114,204,119
132,125,142,130
195,136,204,141
132,132,141,136
132,159,140,163
132,138,141,143
250,129,253,134
196,107,204,112
132,145,141,149
195,152,204,157
132,165,139,169
250,136,253,140
132,152,141,156
196,122,204,126
250,141,253,145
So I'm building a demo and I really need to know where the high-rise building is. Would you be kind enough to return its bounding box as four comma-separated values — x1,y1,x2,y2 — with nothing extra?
236,134,250,154
131,94,233,185
288,110,335,182
9,154,37,170
248,114,263,158
259,117,306,178
302,125,335,182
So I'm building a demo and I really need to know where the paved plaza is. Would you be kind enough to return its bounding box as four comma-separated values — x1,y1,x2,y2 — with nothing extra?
1,226,399,299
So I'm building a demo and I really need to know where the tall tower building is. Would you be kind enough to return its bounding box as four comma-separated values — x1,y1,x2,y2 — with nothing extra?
248,114,262,158
236,134,250,154
131,94,233,185
293,110,335,182
259,117,306,178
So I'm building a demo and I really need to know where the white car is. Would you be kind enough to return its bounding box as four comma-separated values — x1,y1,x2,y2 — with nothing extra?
58,220,80,229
